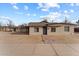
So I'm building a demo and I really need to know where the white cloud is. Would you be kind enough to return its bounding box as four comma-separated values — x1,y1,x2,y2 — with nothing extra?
24,6,29,10
49,12,61,18
40,12,62,22
40,11,72,22
64,14,70,18
16,12,23,14
71,19,77,24
64,10,68,13
13,5,19,10
48,12,61,21
38,3,60,12
10,3,19,10
25,13,37,17
0,16,11,20
63,10,70,18
46,3,60,8
33,14,36,16
70,9,74,13
0,16,13,26
63,9,74,18
41,8,49,11
25,13,30,16
40,15,47,18
70,3,79,7
70,3,75,6
38,3,43,8
75,3,79,6
37,3,49,11
10,3,17,5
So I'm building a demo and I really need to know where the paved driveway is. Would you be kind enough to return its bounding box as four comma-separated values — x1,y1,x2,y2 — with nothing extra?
0,32,79,56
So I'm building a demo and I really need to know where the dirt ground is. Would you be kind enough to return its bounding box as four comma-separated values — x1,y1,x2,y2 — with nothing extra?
0,31,79,56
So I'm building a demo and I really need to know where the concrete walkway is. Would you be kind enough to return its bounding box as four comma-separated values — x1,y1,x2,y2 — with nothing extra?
0,32,79,56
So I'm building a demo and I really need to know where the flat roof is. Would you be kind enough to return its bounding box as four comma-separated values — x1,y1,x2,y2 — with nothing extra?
28,22,76,27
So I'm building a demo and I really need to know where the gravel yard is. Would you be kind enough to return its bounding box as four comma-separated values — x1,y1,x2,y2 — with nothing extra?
0,32,79,56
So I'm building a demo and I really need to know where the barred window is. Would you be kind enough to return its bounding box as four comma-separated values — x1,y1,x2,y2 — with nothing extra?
64,26,70,32
34,27,39,32
51,27,56,32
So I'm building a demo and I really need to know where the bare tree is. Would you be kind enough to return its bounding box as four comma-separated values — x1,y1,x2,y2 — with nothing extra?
63,17,71,23
0,22,2,31
22,23,27,26
76,20,79,25
7,19,15,31
41,17,50,23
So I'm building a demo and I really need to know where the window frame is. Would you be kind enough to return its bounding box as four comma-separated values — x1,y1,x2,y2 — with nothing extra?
34,27,39,32
51,27,56,32
64,26,70,32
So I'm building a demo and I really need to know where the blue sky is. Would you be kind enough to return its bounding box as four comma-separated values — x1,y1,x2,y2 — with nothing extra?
0,3,79,25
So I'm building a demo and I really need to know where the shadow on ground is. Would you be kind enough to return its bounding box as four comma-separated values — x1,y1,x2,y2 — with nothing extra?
10,32,28,35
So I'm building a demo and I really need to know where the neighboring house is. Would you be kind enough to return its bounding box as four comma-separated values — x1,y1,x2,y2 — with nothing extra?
14,25,29,34
13,26,20,32
28,20,76,35
19,26,29,34
0,26,12,32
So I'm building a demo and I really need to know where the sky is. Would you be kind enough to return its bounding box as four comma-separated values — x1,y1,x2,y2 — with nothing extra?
0,3,79,26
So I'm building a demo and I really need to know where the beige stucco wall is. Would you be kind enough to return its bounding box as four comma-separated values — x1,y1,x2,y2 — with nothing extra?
29,25,75,35
47,26,63,35
47,25,75,35
29,27,43,35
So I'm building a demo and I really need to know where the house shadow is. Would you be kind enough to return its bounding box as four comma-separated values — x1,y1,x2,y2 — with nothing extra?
10,32,28,35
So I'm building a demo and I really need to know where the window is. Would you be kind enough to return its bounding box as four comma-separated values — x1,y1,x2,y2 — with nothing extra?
34,27,39,32
51,27,56,32
64,26,70,32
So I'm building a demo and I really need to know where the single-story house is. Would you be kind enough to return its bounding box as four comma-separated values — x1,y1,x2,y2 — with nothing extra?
0,26,13,32
19,26,29,34
13,25,29,34
28,20,76,35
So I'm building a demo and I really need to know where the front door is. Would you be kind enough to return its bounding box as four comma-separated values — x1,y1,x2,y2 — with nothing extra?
26,27,29,35
43,27,47,35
